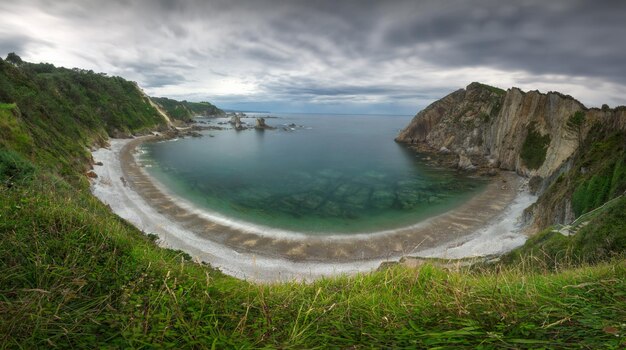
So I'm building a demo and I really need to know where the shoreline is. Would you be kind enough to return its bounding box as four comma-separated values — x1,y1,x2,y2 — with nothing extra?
91,136,534,282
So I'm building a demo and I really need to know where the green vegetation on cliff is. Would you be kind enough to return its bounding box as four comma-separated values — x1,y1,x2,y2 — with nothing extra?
520,122,551,170
0,54,170,183
571,128,626,217
505,195,626,268
0,62,625,348
152,97,223,122
473,82,506,96
532,124,626,230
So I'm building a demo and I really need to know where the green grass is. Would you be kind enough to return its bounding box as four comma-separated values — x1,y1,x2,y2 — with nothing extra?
520,122,551,170
1,57,625,348
152,97,223,122
0,148,35,184
0,166,624,348
0,106,34,155
476,82,506,95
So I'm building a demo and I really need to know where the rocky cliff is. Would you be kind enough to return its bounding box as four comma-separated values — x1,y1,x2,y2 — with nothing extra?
397,82,626,229
397,82,626,183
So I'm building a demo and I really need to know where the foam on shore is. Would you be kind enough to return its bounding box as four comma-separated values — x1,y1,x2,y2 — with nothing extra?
415,190,536,259
91,137,536,282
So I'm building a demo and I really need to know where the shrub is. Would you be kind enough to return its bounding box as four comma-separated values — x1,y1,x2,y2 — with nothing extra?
520,122,550,170
0,149,34,184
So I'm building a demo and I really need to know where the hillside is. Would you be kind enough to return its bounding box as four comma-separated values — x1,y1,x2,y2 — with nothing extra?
0,54,173,183
1,58,625,348
152,97,224,123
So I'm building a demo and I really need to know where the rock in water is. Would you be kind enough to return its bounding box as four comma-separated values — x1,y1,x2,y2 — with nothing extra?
256,117,267,128
255,117,275,130
230,115,244,130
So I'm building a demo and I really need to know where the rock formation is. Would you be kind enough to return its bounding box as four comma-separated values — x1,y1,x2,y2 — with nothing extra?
396,82,626,188
457,154,475,170
230,115,244,130
255,117,275,130
397,82,626,230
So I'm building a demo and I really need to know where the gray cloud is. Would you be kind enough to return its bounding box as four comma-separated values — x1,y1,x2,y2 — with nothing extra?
2,0,626,112
380,1,626,83
0,33,53,58
0,35,31,56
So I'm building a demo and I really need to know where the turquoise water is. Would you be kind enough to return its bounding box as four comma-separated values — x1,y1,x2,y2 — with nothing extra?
140,113,486,234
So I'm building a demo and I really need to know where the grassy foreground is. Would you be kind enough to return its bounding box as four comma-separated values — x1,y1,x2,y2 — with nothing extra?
1,168,625,348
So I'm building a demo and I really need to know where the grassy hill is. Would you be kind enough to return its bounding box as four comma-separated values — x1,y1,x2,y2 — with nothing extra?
152,97,224,122
0,55,171,184
0,56,624,348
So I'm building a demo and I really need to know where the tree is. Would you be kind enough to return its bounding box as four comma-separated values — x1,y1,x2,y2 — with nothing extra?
6,52,23,65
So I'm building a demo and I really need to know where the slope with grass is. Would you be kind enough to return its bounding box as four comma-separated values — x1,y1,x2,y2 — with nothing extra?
0,55,174,184
1,57,625,348
152,97,224,122
1,174,625,348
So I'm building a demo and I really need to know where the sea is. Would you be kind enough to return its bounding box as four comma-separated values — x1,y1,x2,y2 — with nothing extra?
138,113,486,235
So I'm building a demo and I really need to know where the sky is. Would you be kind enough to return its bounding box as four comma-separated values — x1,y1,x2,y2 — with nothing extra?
2,0,626,114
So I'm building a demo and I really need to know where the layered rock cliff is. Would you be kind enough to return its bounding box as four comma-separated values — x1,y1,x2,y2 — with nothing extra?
397,82,626,229
397,82,626,182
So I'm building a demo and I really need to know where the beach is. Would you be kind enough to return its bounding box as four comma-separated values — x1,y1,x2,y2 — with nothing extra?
91,136,535,282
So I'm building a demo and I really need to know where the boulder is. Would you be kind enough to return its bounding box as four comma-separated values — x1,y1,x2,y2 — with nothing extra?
457,154,476,170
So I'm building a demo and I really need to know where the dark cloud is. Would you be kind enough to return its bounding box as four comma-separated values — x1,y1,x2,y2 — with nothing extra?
0,35,31,56
0,34,52,58
2,0,626,112
379,1,626,83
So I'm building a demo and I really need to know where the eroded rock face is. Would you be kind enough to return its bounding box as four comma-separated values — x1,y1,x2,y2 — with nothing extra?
396,82,626,182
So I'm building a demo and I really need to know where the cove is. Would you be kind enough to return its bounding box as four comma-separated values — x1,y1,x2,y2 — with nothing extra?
138,113,487,235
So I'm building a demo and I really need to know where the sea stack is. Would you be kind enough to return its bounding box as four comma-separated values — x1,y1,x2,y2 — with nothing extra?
230,115,244,130
255,117,275,130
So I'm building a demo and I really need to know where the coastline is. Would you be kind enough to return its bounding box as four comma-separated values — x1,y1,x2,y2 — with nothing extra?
91,136,534,282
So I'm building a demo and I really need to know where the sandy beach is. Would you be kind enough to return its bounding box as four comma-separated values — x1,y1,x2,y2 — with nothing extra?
91,136,536,282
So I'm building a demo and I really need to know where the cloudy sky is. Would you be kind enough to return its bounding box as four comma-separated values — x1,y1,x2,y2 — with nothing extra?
2,0,625,114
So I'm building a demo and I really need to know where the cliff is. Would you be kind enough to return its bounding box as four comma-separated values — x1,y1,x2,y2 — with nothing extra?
0,54,219,184
397,83,626,229
397,82,626,180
